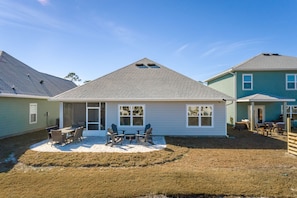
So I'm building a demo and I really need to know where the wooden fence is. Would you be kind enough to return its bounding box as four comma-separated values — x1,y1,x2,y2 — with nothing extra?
288,132,297,156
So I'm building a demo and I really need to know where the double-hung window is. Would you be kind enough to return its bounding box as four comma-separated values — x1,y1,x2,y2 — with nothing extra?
286,74,297,90
242,74,253,90
29,103,37,124
119,105,144,126
187,105,213,127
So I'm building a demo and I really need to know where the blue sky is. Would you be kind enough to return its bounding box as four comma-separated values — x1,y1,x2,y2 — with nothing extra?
1,0,297,83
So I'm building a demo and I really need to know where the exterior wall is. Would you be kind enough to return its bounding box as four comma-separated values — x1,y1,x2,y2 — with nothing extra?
237,71,297,102
0,97,60,139
208,73,236,125
106,101,227,136
236,71,297,122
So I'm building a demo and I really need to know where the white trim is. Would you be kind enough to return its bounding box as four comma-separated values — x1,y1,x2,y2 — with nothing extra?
0,93,49,99
286,74,297,90
59,102,63,128
86,102,100,131
29,103,38,124
242,74,253,90
49,98,234,102
118,104,145,127
186,104,214,128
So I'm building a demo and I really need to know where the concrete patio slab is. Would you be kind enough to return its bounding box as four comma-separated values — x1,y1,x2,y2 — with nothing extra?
30,136,166,153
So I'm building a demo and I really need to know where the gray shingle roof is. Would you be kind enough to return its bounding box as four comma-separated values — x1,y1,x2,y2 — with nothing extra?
0,51,76,98
205,53,297,82
232,53,297,71
52,58,233,102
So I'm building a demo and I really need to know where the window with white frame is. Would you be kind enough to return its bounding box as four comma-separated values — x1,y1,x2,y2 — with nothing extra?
286,74,297,90
242,74,253,90
119,105,144,126
29,103,37,124
187,105,213,127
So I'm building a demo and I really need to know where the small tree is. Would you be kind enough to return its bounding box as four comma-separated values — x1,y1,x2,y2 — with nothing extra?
65,72,81,84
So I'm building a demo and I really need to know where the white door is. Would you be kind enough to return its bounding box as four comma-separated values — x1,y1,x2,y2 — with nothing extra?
248,105,265,124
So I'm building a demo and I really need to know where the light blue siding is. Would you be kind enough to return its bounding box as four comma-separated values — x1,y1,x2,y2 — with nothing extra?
106,101,227,136
0,97,60,138
208,73,236,125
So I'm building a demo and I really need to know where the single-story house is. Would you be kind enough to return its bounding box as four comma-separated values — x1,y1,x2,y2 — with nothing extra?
50,58,234,137
0,51,76,139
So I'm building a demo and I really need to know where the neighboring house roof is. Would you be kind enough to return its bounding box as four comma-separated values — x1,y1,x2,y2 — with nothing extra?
0,51,76,99
237,93,295,102
205,53,297,82
51,58,234,102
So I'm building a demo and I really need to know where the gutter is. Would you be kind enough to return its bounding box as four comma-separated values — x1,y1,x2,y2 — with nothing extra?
0,93,49,99
49,98,236,102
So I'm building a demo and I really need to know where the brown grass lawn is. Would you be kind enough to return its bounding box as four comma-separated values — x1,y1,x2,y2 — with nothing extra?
0,127,297,197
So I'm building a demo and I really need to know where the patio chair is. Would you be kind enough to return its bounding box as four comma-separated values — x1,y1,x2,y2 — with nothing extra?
264,122,274,136
111,123,125,135
273,122,285,135
67,127,83,143
137,123,151,135
51,129,66,146
136,127,153,145
105,128,124,147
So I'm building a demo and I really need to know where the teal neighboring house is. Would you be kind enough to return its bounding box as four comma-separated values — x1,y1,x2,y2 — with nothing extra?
205,53,297,130
0,51,76,139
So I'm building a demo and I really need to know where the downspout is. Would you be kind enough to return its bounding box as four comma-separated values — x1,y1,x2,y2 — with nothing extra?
228,71,236,125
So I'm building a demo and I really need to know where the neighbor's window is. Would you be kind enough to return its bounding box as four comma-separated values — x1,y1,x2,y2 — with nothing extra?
242,74,253,90
286,74,297,90
119,105,144,126
29,103,37,124
187,105,213,127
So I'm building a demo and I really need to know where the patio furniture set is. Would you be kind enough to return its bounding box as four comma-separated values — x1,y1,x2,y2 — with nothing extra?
105,123,153,147
255,122,285,136
47,126,84,146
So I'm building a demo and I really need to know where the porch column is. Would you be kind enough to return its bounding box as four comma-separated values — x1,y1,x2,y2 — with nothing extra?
283,101,287,131
59,102,63,128
250,102,255,131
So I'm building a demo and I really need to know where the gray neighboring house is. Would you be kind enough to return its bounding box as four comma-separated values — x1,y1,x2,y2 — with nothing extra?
0,51,76,139
51,58,233,137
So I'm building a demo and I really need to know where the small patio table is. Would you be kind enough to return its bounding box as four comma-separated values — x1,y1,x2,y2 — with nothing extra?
60,127,75,138
125,134,136,143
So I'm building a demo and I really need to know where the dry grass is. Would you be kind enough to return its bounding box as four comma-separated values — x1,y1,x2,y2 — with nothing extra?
1,127,297,197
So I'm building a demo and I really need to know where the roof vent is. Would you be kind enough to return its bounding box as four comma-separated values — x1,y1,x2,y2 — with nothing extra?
135,63,148,68
147,63,160,68
263,53,270,56
40,80,44,84
272,53,280,56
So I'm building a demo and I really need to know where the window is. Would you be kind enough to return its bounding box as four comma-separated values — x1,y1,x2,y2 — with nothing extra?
286,74,297,90
29,103,37,124
281,105,297,119
119,105,144,126
187,105,213,127
242,74,253,90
